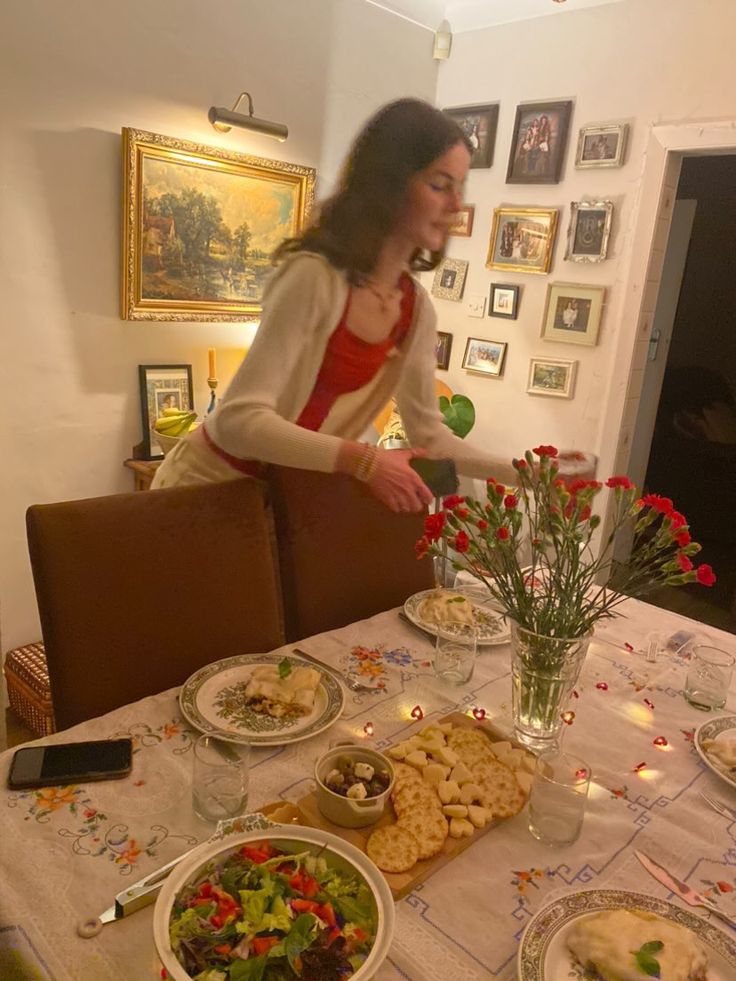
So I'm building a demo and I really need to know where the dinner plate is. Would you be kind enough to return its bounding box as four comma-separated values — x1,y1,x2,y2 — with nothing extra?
403,587,510,646
179,653,345,747
518,888,736,980
695,715,736,790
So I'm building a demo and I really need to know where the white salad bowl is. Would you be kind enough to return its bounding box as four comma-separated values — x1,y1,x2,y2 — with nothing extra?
153,825,395,981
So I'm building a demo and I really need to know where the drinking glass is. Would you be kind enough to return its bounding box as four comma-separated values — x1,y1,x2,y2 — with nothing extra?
192,735,250,822
434,623,477,685
528,749,590,846
683,646,734,711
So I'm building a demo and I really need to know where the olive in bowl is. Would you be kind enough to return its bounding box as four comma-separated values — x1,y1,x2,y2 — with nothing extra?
315,744,395,828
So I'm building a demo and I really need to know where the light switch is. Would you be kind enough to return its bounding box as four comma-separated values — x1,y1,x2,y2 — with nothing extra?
467,294,486,318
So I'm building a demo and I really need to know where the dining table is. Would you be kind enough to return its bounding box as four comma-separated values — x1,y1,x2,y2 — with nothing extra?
1,595,735,980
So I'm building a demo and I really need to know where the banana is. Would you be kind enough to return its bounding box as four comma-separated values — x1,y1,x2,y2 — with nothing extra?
155,411,197,435
161,407,192,417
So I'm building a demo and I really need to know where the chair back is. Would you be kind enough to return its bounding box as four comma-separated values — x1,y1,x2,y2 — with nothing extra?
267,466,434,642
26,479,282,729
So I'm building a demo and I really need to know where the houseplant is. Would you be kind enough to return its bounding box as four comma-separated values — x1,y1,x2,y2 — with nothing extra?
415,445,716,749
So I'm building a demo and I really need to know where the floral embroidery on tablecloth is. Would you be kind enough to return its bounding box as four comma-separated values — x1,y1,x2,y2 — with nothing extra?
511,867,557,905
113,718,196,754
700,877,734,899
341,644,431,694
608,785,630,801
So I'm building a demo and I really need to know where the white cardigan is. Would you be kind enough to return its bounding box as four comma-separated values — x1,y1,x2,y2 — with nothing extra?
153,252,517,488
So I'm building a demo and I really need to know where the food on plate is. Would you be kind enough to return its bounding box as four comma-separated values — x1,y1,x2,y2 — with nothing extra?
701,736,736,769
168,839,378,979
324,756,392,799
418,590,477,627
366,826,419,873
567,908,708,981
367,719,532,873
244,658,321,719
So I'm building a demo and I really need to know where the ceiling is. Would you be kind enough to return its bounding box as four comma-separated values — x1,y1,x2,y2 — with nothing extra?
364,0,625,33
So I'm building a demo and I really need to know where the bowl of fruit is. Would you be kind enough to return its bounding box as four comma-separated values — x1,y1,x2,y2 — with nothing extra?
153,409,198,456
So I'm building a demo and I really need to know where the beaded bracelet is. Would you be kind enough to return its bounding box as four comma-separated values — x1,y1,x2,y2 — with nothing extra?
354,444,379,483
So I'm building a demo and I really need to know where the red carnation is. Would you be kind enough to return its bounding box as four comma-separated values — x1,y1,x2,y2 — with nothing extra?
496,527,510,541
514,459,528,469
579,506,592,522
423,512,446,542
568,479,588,495
695,564,716,586
606,476,634,490
677,552,693,573
477,519,489,531
415,537,430,559
675,529,691,547
504,494,518,509
640,494,674,515
533,445,558,457
454,531,470,553
456,507,470,519
443,494,465,510
668,511,687,530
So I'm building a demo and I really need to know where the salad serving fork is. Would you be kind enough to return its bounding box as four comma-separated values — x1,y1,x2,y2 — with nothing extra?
291,647,375,693
699,789,736,821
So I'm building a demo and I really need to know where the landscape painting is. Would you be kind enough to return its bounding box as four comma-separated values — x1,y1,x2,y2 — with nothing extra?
122,129,316,321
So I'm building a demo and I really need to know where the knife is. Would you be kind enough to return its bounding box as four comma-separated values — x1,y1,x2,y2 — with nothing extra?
635,849,736,930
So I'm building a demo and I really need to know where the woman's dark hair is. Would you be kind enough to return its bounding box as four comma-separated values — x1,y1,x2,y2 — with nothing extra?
273,98,471,280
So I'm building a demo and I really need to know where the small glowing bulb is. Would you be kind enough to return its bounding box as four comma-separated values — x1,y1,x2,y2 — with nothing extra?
363,721,374,737
575,768,588,781
633,761,647,773
472,706,486,721
561,710,576,725
410,705,424,721
653,736,668,748
643,698,654,710
596,682,608,691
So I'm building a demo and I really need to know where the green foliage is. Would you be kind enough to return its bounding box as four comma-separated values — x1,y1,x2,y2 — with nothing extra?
634,940,663,977
439,394,475,439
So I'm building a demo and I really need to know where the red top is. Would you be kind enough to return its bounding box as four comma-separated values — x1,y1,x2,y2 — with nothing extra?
202,276,416,474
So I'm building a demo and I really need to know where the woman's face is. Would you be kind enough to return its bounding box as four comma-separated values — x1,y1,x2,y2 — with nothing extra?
397,141,471,252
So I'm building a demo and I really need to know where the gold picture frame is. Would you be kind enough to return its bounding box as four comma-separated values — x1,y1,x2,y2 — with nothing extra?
121,128,316,321
486,206,558,275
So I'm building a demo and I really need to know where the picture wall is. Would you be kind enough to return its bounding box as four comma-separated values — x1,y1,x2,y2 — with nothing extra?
433,98,629,403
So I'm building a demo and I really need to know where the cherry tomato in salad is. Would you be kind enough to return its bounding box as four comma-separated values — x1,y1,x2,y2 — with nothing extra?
252,937,280,955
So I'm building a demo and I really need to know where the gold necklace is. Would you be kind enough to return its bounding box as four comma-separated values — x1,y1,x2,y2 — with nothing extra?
364,278,401,314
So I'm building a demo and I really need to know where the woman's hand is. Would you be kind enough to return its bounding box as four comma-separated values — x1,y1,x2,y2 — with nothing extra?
367,448,435,513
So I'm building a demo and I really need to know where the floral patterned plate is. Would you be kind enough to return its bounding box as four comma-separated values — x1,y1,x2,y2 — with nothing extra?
695,715,736,790
518,888,736,980
179,653,344,747
403,587,510,646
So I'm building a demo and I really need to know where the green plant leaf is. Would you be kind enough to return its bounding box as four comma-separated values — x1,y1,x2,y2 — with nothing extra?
278,657,292,679
634,940,663,976
439,394,475,438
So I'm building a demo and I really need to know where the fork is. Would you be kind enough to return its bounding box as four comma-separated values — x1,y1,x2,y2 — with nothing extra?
699,790,736,821
291,648,375,693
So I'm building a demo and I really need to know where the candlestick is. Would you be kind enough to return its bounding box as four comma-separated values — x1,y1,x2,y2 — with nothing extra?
208,347,217,378
207,377,218,414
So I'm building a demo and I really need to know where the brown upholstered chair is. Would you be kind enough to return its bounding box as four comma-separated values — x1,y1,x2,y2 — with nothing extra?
26,479,283,730
267,466,435,643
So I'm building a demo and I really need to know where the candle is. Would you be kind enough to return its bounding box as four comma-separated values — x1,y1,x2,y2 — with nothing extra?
208,347,217,379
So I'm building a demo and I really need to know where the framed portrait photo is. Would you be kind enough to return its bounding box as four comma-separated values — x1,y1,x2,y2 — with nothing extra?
139,363,194,459
122,128,315,321
443,103,500,169
506,100,573,184
462,337,507,377
489,283,520,320
431,258,469,301
527,358,577,399
541,283,606,347
435,331,453,370
449,205,475,237
487,207,558,275
575,123,628,168
565,200,613,263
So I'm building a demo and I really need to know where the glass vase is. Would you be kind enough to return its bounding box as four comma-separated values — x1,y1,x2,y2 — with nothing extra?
510,623,592,752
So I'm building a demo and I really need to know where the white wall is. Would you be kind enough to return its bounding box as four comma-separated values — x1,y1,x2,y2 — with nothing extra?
428,0,736,477
0,0,437,650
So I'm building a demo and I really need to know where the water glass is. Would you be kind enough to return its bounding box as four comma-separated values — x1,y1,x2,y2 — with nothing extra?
434,623,477,685
528,750,590,846
683,646,734,711
192,735,250,822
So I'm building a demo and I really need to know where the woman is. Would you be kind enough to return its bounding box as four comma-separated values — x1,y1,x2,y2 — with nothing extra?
152,98,515,511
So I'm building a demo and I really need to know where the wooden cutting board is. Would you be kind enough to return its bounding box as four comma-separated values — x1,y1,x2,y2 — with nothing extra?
296,711,529,900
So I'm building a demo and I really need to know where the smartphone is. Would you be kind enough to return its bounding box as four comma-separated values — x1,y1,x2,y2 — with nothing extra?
7,738,133,790
409,457,459,498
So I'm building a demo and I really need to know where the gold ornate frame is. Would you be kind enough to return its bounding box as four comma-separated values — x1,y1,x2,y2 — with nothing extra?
121,128,316,322
486,206,558,275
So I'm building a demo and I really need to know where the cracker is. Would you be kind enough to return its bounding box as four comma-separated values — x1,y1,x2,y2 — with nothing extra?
392,782,442,818
392,762,423,788
471,757,525,818
397,808,448,860
366,825,419,873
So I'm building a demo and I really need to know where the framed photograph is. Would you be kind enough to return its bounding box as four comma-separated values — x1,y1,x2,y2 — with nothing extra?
462,337,507,377
431,258,469,301
122,128,316,321
487,207,558,275
435,331,453,370
449,205,475,237
443,104,500,169
139,364,193,459
506,100,573,184
575,123,628,168
565,201,613,263
527,358,577,399
489,283,520,320
541,283,606,346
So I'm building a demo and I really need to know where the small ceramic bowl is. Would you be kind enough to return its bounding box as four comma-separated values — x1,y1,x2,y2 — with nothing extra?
314,743,395,828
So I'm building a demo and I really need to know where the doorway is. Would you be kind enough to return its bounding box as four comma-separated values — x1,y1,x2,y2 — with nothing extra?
629,154,736,633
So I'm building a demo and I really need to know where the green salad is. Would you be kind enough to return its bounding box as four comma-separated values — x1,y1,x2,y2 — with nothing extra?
169,840,377,981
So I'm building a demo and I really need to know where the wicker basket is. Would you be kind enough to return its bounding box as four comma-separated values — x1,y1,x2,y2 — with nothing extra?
4,642,56,737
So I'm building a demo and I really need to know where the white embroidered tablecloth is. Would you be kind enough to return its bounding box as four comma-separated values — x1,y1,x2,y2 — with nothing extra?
1,597,735,980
